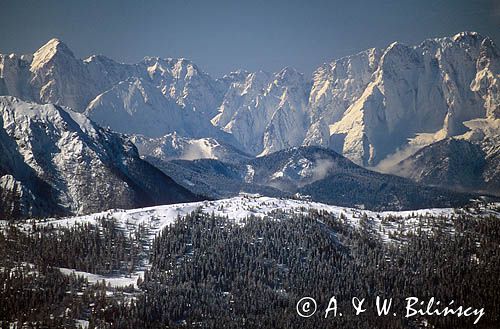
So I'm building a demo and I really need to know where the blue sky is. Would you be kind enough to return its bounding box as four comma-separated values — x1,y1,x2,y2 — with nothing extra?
1,0,498,77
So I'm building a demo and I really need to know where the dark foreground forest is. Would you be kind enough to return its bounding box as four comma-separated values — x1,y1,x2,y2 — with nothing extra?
1,205,499,329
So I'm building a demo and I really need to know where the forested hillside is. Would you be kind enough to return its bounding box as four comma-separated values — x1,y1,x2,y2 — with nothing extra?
1,202,499,328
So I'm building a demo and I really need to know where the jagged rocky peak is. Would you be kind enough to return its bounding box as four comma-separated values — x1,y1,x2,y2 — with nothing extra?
82,53,132,76
479,36,499,59
274,66,303,82
210,32,497,163
30,38,75,71
212,67,310,156
26,38,103,111
304,48,382,149
309,49,380,105
85,76,190,137
452,31,483,43
140,56,225,120
219,69,251,84
141,56,214,86
379,41,421,72
171,58,201,79
243,70,272,91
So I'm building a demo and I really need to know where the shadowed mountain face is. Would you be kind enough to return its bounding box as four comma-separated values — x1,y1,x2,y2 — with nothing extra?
149,146,476,211
0,96,200,219
389,138,500,195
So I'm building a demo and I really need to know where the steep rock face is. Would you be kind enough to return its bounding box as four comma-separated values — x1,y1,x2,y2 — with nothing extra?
260,69,312,155
210,32,498,166
319,32,498,166
0,96,198,219
212,68,310,155
29,39,100,110
470,37,500,119
0,53,34,100
305,48,382,148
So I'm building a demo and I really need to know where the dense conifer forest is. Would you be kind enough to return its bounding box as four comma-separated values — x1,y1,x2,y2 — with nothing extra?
0,206,499,328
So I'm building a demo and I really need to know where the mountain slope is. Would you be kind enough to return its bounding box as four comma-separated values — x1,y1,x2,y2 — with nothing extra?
84,77,189,137
132,132,252,164
0,96,199,219
150,146,475,210
389,138,499,195
250,146,474,210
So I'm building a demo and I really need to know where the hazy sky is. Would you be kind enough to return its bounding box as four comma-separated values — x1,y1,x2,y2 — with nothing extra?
1,0,498,77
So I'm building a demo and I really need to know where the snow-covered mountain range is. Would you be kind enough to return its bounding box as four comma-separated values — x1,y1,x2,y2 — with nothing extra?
0,32,498,195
